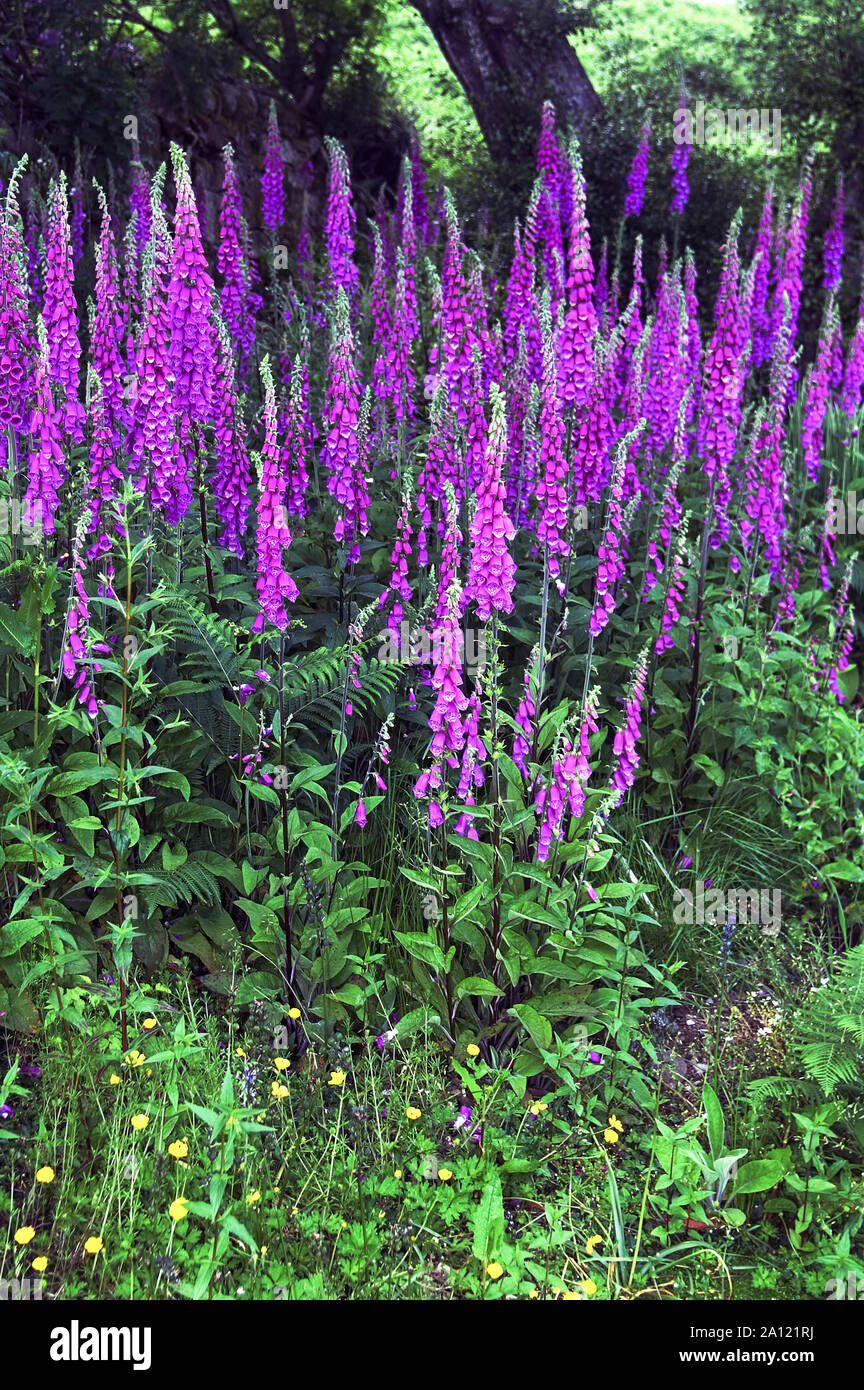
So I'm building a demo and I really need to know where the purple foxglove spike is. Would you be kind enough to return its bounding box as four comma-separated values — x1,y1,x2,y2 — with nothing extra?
466,382,516,621
218,144,257,378
262,100,286,233
43,173,85,443
624,123,651,218
823,172,844,293
213,316,251,557
559,140,596,408
168,145,216,427
324,137,358,302
253,355,299,631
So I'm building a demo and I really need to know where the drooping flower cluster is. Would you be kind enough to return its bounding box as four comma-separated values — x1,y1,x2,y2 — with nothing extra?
324,138,358,302
168,144,217,425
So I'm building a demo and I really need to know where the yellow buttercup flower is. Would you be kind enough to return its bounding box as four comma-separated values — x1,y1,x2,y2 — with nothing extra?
327,1070,346,1087
603,1128,619,1144
405,1106,421,1120
235,1047,246,1058
109,1074,121,1085
288,1008,301,1020
586,1234,603,1254
530,1101,548,1116
226,1115,239,1126
608,1114,624,1133
274,1058,291,1072
14,1226,35,1245
168,1140,188,1160
35,1165,55,1184
168,1199,189,1222
260,1245,268,1255
130,1113,149,1131
562,1290,580,1300
437,1168,453,1182
466,1044,480,1057
486,1262,503,1280
124,1050,145,1067
528,1289,539,1299
394,1169,403,1180
271,1082,289,1099
83,1236,104,1255
580,1279,598,1297
142,1017,157,1030
246,1191,261,1205
31,1256,48,1273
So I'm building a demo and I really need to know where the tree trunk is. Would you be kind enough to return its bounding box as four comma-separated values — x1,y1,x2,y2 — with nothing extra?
411,0,602,165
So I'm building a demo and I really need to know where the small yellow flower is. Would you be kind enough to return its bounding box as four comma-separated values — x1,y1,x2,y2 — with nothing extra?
256,1112,266,1122
603,1128,619,1144
528,1289,539,1299
14,1226,36,1245
586,1234,603,1254
486,1262,504,1280
340,1221,347,1230
35,1165,55,1184
394,1169,403,1180
378,1209,385,1218
235,1046,246,1058
271,1082,289,1099
405,1106,421,1120
145,1068,152,1078
168,1140,188,1159
260,1245,268,1255
530,1101,548,1116
580,1279,598,1297
168,1198,189,1222
327,1070,346,1087
124,1050,145,1067
246,1191,261,1205
437,1168,453,1182
226,1114,239,1126
562,1290,580,1301
31,1256,48,1273
83,1236,104,1255
608,1114,624,1133
109,1074,121,1085
288,1008,301,1020
274,1057,291,1072
466,1044,480,1057
130,1113,149,1131
142,1017,157,1030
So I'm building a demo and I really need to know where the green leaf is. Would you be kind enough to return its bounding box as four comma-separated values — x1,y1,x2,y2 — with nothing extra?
702,1083,725,1163
455,976,503,1000
472,1172,505,1263
508,1003,552,1052
732,1159,786,1196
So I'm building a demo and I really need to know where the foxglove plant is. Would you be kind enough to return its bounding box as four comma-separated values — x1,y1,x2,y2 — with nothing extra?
466,383,516,621
559,141,596,408
323,288,369,561
43,175,84,442
251,356,298,633
624,123,650,218
212,316,251,557
823,173,844,292
324,137,358,302
262,101,285,233
608,643,650,808
168,143,216,425
670,94,690,215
